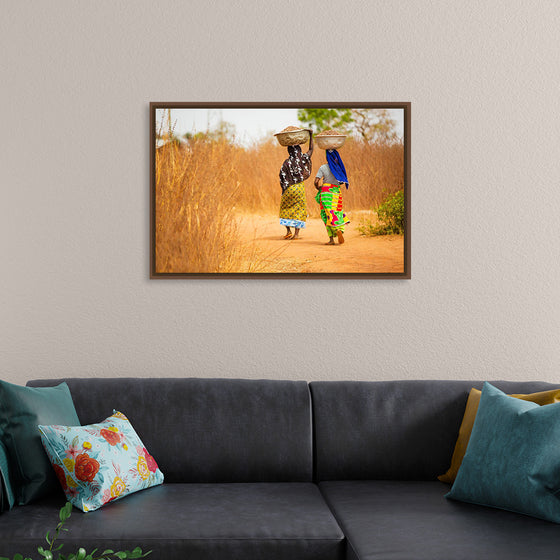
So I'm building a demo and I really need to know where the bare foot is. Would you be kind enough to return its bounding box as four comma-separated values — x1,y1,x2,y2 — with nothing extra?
337,231,345,244
283,233,293,240
326,240,335,245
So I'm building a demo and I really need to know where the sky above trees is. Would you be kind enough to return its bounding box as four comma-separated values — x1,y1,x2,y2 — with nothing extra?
157,108,404,146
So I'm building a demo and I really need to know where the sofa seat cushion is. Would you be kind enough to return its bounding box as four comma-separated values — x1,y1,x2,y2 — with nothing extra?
0,483,344,560
319,481,560,560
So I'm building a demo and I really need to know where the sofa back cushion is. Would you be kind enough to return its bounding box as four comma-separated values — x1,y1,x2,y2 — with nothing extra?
27,378,313,483
309,380,560,481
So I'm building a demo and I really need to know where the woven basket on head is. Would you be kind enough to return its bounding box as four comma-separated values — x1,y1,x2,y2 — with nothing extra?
315,129,347,150
274,127,310,146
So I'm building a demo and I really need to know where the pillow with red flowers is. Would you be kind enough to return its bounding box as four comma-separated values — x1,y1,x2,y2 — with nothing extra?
38,411,164,512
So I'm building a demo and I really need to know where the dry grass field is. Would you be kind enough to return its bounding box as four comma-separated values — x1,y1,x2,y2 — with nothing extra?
154,136,404,274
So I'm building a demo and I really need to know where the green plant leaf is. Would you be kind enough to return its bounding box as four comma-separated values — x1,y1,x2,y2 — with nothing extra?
59,502,72,522
359,190,404,237
20,499,147,560
64,502,73,518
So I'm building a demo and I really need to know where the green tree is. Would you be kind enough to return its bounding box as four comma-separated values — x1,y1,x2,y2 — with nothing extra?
297,108,353,132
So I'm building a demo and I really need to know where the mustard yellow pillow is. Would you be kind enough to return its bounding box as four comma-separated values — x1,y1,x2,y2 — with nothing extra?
438,387,560,484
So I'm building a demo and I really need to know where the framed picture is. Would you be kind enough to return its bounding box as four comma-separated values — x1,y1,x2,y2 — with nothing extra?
150,102,410,278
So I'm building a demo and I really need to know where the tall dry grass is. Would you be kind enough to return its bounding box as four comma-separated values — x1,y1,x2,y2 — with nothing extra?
155,134,404,272
339,140,404,209
155,139,260,273
232,138,404,215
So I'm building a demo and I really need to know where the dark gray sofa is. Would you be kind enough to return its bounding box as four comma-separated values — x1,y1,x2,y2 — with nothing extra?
1,378,560,560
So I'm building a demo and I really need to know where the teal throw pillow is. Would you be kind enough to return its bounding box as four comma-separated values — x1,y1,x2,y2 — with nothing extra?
0,439,15,511
446,382,560,523
0,380,80,504
39,411,164,512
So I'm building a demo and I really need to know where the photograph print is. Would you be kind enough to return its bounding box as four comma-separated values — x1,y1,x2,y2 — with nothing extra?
150,102,410,278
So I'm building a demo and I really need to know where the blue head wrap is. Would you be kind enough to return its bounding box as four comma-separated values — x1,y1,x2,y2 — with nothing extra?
326,149,349,188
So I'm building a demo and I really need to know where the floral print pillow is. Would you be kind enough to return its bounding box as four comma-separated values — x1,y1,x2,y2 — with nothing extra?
38,411,164,512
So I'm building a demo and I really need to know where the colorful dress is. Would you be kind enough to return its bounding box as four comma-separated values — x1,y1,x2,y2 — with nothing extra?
315,183,349,236
279,144,312,229
279,181,307,229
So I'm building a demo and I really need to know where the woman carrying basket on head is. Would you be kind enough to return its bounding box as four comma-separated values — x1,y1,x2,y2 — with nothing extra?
278,129,314,240
314,147,350,245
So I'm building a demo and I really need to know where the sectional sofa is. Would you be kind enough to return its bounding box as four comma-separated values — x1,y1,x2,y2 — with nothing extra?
1,377,560,560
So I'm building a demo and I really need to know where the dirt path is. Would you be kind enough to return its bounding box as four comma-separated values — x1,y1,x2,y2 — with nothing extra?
237,212,404,274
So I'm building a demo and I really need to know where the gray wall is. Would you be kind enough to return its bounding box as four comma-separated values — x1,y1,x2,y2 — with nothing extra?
3,1,560,384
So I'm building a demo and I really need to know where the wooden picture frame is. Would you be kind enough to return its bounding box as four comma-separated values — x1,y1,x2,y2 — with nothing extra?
150,102,410,278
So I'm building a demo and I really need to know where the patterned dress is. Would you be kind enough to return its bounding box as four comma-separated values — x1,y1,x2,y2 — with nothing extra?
279,145,312,229
279,182,307,228
315,183,349,236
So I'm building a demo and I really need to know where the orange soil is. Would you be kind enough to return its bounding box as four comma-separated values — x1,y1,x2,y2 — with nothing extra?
237,212,404,274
